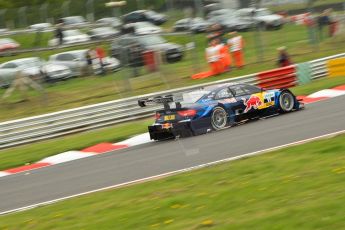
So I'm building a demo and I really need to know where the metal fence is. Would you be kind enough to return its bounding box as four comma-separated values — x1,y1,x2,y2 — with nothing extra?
0,53,344,149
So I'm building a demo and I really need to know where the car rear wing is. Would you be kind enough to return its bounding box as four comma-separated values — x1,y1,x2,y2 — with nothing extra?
138,94,183,110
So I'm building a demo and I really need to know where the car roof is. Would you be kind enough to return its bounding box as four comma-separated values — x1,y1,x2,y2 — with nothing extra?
3,57,40,64
52,49,88,56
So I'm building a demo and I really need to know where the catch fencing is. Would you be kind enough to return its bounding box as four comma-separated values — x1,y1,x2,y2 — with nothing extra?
0,53,344,149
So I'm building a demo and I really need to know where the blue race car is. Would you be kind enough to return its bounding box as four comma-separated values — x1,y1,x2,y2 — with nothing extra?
138,83,304,141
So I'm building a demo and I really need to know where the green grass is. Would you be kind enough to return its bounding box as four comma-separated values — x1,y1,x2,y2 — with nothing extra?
1,133,345,229
0,75,344,172
0,24,344,122
268,0,345,12
0,118,152,171
291,75,345,95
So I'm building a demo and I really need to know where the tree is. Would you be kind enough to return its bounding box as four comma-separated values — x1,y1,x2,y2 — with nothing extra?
306,0,318,12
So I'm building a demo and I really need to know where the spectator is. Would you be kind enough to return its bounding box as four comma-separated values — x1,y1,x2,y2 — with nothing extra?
227,31,245,69
327,8,338,37
317,10,330,41
85,49,95,76
303,13,317,44
277,46,292,67
55,23,64,46
95,46,106,75
128,43,143,77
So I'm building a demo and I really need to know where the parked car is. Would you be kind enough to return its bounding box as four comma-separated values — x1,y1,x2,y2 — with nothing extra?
96,17,122,28
204,3,223,16
206,9,236,20
122,10,167,25
0,57,72,87
88,27,120,40
122,22,163,35
49,50,121,76
59,16,88,27
0,28,9,34
29,23,53,31
208,14,253,32
48,29,91,46
111,34,183,65
236,8,284,30
173,17,212,33
0,38,20,54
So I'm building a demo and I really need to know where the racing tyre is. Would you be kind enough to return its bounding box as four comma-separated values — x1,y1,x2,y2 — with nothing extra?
279,91,295,113
211,106,228,130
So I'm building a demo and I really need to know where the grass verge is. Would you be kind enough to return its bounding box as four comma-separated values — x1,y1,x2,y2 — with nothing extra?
0,76,344,171
1,133,344,229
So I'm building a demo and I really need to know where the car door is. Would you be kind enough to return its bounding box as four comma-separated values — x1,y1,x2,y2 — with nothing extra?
230,84,274,115
0,62,18,87
213,87,238,122
54,53,81,76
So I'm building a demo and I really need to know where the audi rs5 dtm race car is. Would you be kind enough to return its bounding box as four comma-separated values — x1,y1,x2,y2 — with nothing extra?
138,83,304,141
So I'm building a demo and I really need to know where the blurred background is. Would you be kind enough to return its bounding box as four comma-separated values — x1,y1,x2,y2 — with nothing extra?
0,0,344,122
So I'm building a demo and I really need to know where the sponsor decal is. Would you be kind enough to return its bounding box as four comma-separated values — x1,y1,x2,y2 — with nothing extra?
263,92,275,106
242,95,262,113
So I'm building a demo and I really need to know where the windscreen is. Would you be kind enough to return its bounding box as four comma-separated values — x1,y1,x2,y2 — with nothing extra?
18,58,41,68
0,39,14,45
139,35,166,46
180,90,211,103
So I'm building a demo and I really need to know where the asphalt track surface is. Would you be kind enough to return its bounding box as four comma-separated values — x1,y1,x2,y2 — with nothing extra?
1,95,345,213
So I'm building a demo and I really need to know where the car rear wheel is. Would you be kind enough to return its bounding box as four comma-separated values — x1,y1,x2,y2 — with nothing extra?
279,91,295,112
211,107,228,130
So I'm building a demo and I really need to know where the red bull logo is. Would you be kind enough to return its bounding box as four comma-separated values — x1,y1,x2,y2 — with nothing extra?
243,95,262,113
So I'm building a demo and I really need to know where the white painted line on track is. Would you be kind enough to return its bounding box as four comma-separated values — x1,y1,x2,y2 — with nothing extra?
1,129,345,216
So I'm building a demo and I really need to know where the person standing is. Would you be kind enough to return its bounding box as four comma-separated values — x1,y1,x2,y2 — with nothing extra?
317,10,330,41
55,22,64,46
95,46,106,75
303,13,318,45
206,39,222,75
277,46,292,67
85,49,95,76
219,41,232,72
227,31,245,69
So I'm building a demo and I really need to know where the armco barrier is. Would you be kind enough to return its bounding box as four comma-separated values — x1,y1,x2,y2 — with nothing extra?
327,58,345,77
296,63,312,84
257,65,297,89
309,53,345,80
0,53,344,149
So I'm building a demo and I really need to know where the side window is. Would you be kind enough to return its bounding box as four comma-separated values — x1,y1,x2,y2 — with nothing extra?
230,85,248,97
56,53,75,61
215,88,233,100
241,85,261,94
1,63,17,68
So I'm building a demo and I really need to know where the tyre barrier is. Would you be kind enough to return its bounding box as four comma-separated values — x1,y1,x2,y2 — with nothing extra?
327,57,345,78
257,65,297,89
